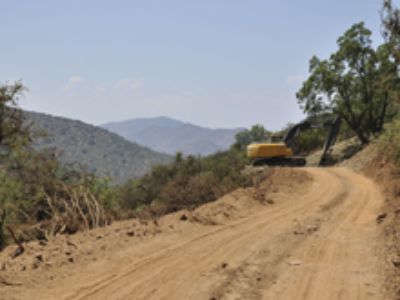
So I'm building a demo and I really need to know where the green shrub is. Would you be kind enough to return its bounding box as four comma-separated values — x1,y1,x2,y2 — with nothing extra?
379,116,400,164
118,149,251,214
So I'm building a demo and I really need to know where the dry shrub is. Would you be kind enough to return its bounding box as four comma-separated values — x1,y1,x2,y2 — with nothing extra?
43,182,110,236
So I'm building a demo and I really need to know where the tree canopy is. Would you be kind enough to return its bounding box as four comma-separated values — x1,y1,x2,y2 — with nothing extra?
0,82,29,156
297,22,399,144
382,0,400,50
233,124,270,150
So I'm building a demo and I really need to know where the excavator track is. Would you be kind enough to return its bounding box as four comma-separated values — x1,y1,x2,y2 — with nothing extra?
251,156,306,167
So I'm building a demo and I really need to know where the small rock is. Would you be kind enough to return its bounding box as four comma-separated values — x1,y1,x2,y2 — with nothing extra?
139,220,148,226
392,260,400,267
35,254,43,262
66,240,77,249
68,257,74,263
266,199,275,204
32,261,40,270
96,235,103,240
126,230,135,237
38,240,47,246
288,260,302,266
0,277,22,286
376,212,387,224
180,214,188,221
306,225,319,233
11,247,24,259
221,262,228,269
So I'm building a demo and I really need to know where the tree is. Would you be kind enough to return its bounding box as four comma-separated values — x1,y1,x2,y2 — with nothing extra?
233,124,270,150
382,0,400,106
0,82,29,156
297,23,399,144
382,0,400,48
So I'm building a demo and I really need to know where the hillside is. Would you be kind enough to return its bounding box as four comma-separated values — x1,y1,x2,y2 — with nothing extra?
24,111,172,183
101,116,244,155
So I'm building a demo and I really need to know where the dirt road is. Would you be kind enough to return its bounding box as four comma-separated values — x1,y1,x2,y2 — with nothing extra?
0,167,385,300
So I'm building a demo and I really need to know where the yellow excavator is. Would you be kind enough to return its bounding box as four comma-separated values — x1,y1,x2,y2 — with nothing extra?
247,115,342,167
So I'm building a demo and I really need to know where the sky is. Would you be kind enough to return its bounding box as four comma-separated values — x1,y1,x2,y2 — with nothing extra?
0,0,387,130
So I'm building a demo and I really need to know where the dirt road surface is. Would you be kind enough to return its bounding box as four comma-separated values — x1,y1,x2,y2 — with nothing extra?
0,167,385,300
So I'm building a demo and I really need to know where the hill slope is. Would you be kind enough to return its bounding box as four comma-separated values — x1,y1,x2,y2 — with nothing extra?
24,111,172,183
101,116,244,155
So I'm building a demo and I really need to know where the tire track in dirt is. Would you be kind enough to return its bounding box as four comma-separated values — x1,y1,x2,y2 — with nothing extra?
208,169,352,300
5,167,385,300
262,168,384,300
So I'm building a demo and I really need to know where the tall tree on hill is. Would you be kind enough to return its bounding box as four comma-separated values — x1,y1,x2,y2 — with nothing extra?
382,0,400,106
0,82,29,156
297,22,399,144
382,0,400,53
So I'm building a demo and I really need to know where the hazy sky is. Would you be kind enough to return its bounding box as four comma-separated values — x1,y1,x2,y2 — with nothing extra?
1,0,386,130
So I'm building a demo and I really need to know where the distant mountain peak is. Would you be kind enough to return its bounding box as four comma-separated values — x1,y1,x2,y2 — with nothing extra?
101,117,245,156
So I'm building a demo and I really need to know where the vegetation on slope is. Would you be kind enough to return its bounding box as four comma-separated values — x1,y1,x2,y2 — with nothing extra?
118,150,250,215
378,1,400,165
25,111,172,183
378,116,400,165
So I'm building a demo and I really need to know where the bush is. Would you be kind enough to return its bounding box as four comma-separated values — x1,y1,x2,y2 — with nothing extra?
379,116,400,164
118,149,251,214
0,145,119,245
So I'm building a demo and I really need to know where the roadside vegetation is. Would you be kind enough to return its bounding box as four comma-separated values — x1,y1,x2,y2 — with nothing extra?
378,114,400,165
118,150,250,215
0,84,118,248
378,0,400,166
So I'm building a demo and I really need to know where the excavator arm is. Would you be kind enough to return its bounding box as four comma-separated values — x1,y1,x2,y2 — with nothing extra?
283,115,342,166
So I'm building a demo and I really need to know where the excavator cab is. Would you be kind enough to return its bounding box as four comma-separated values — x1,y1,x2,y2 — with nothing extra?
247,115,341,167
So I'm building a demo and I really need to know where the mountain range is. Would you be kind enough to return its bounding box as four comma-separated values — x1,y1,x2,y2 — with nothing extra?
24,111,172,183
101,117,244,156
